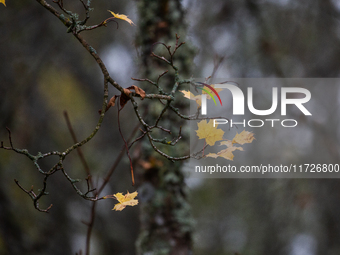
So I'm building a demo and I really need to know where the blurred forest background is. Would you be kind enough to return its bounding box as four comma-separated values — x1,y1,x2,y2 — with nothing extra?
1,0,340,255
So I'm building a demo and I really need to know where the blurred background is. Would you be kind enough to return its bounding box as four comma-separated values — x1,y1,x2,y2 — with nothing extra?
1,0,340,254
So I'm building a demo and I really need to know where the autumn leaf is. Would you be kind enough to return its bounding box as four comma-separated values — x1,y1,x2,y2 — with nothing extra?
206,140,243,161
196,119,224,146
120,88,132,108
180,90,210,107
106,95,118,113
105,191,138,211
180,83,225,107
232,130,255,145
219,140,233,147
180,90,201,106
119,85,145,109
138,156,164,170
108,10,135,25
0,0,5,6
180,90,193,100
206,147,243,161
127,85,146,99
206,131,255,161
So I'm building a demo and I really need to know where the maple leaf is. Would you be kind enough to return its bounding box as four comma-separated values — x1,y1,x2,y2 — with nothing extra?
232,130,255,145
108,10,135,25
196,119,224,146
206,140,243,161
0,0,5,6
180,90,193,100
206,131,255,161
106,191,138,211
180,90,210,107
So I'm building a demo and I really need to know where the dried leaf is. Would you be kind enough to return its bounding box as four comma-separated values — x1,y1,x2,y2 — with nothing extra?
123,88,131,95
196,119,224,146
138,156,163,170
110,191,138,211
232,130,255,145
98,95,119,114
108,10,135,25
0,0,5,6
106,95,118,112
127,85,146,99
120,86,146,109
138,160,153,170
120,88,132,108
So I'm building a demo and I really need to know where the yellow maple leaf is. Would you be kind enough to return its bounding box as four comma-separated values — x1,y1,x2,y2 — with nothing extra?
0,0,6,6
205,131,254,161
180,90,211,107
206,141,243,161
196,120,224,146
180,90,192,99
107,191,138,211
232,130,255,145
108,10,135,25
180,90,202,107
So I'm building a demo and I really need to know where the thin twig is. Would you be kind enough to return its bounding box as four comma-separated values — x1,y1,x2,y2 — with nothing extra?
97,124,140,195
131,77,157,88
14,179,53,213
85,201,96,255
117,97,135,186
157,70,168,85
63,111,94,190
6,127,13,148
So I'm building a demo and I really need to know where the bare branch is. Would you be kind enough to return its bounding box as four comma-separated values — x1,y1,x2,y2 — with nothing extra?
14,179,53,213
117,98,135,186
63,111,93,188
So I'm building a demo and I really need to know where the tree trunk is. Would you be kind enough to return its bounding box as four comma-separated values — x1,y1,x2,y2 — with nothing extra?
135,0,195,254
